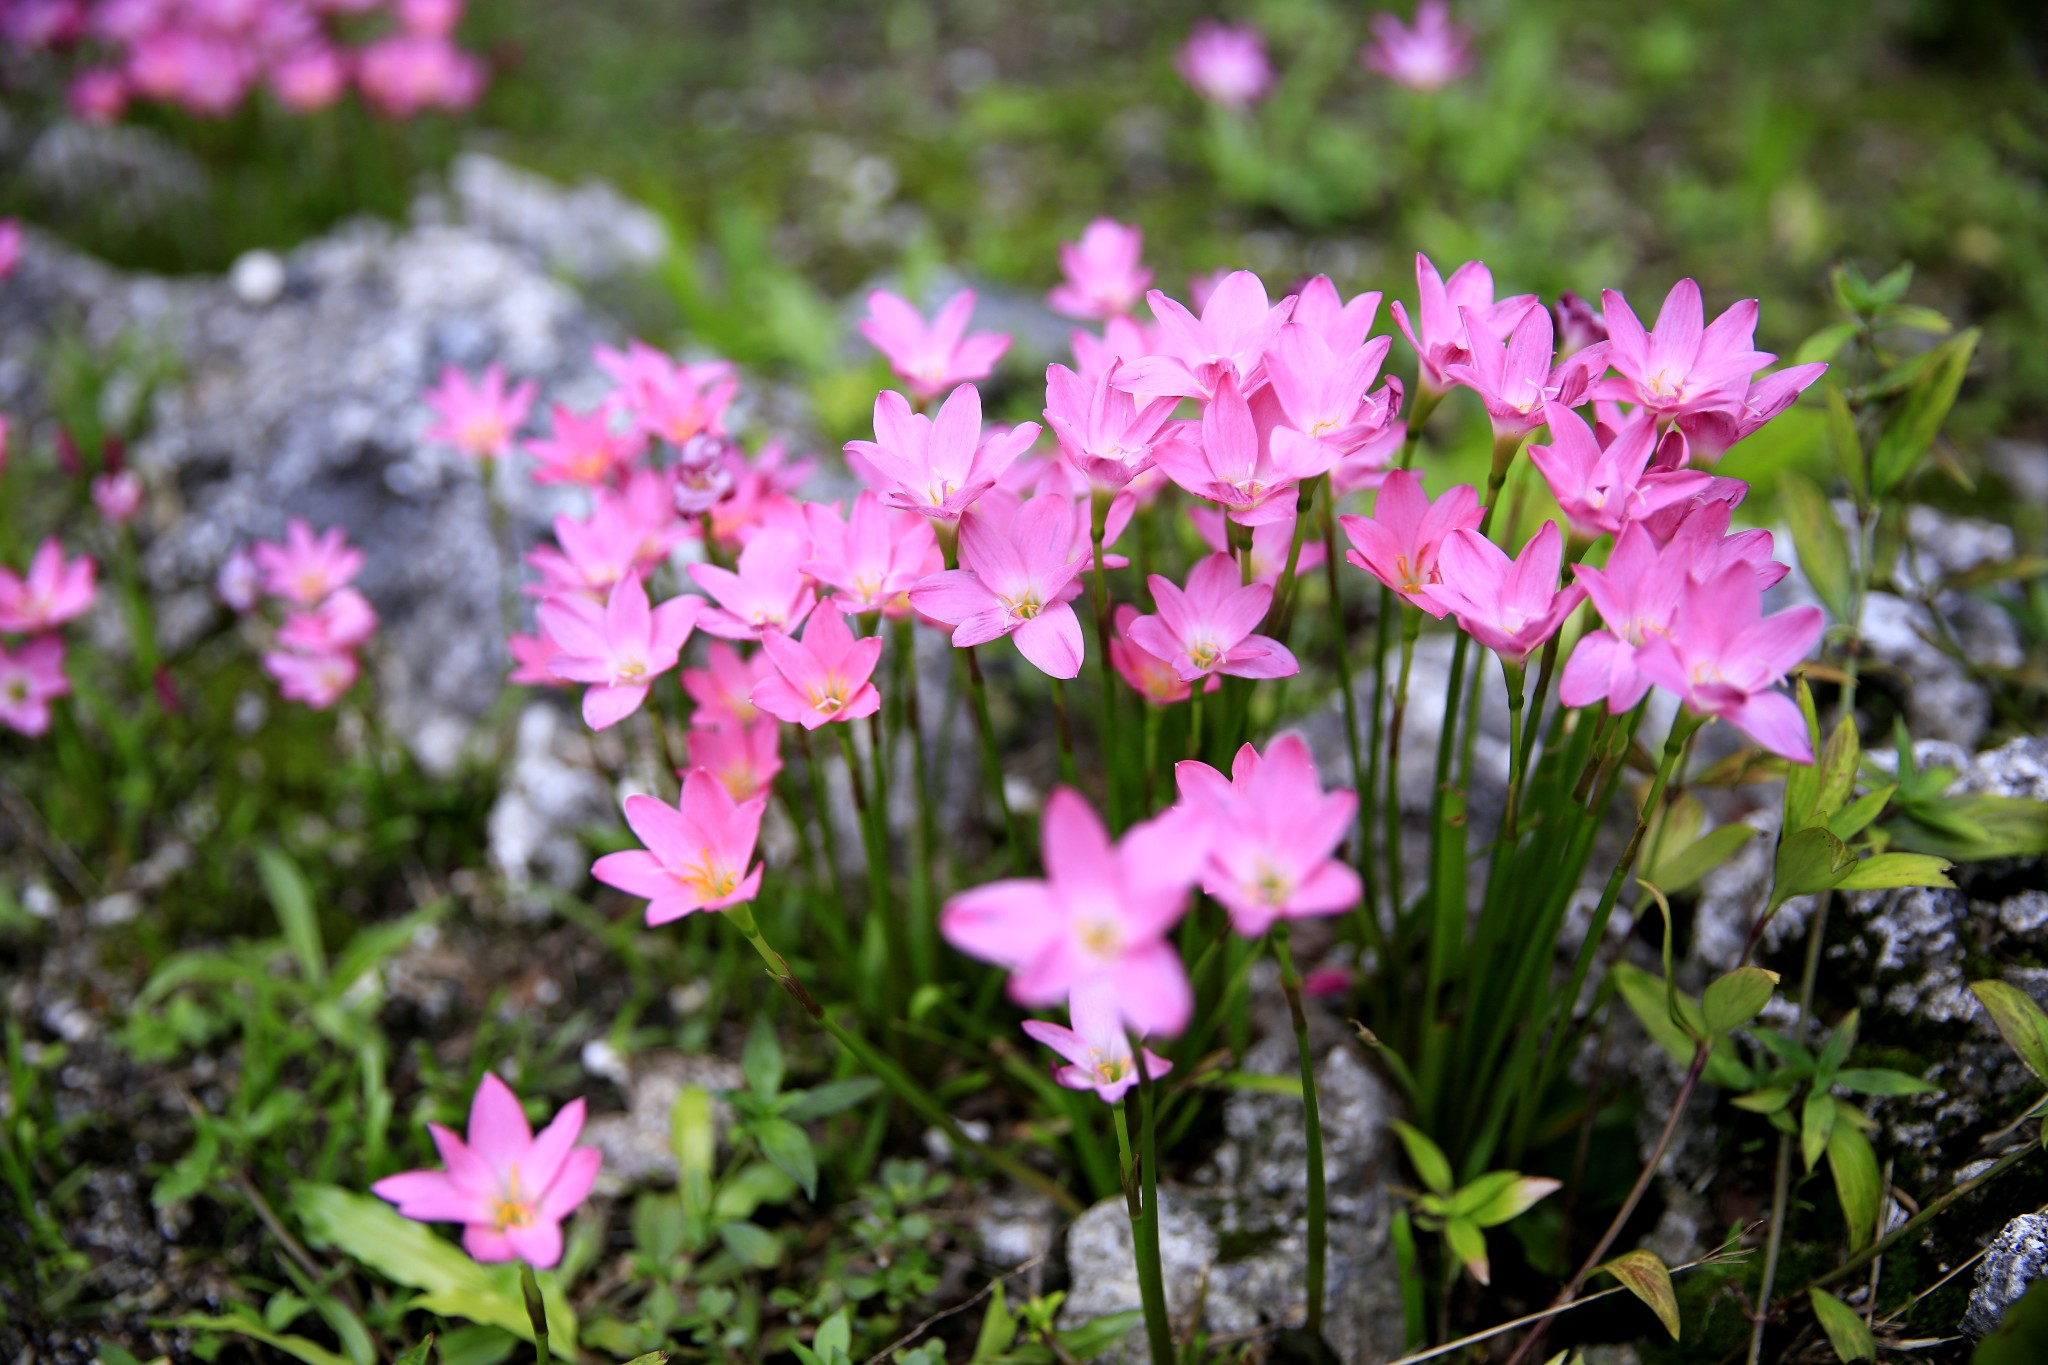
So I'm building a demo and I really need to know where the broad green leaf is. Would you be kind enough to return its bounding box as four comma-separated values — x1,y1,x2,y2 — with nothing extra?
779,1077,883,1122
1443,1216,1490,1285
1871,329,1978,494
1783,680,1825,825
717,1220,783,1269
1970,981,2048,1083
1817,718,1862,819
1833,1068,1939,1097
1773,826,1853,905
1809,1288,1876,1362
1778,472,1854,625
1597,1249,1681,1340
1835,851,1953,892
1644,823,1758,896
751,1116,818,1200
1827,1119,1882,1248
170,1314,350,1365
1444,1169,1522,1220
741,1015,785,1100
970,1284,1018,1363
711,1160,796,1222
257,845,326,986
1801,1092,1838,1171
1819,1010,1861,1076
1390,1121,1454,1196
1823,383,1865,502
1890,794,2048,863
1464,1175,1560,1229
1703,967,1780,1035
1828,785,1896,843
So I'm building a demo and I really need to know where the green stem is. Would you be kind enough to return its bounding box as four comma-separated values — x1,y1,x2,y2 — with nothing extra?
1501,658,1528,843
1114,1100,1176,1365
1088,493,1124,828
962,646,1022,873
792,728,851,914
1187,684,1204,762
1321,487,1384,970
1272,923,1326,1337
836,723,903,985
1050,677,1079,786
518,1262,549,1363
1383,609,1419,924
894,618,937,977
1131,1051,1176,1365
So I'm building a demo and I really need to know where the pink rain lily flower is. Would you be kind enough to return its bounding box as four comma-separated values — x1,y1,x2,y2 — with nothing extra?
1109,603,1196,706
751,600,884,729
1528,403,1711,539
1189,505,1325,585
593,770,768,923
1362,0,1473,91
1558,523,1688,713
422,364,536,462
91,470,144,524
1444,304,1605,438
1021,977,1174,1105
356,33,485,118
1422,522,1588,664
1260,322,1400,472
845,385,1041,521
1128,552,1299,683
1175,20,1274,109
1596,279,1776,419
0,538,98,633
1390,254,1538,396
217,547,263,614
264,648,359,710
1337,468,1482,616
596,343,738,449
537,574,702,730
1633,565,1824,762
506,632,564,688
271,45,349,112
524,403,640,487
801,492,938,616
1153,373,1307,526
253,520,362,609
859,289,1011,403
1675,363,1829,461
1115,271,1293,401
0,218,20,278
908,491,1089,679
689,527,817,640
372,1073,600,1270
1042,360,1178,489
1289,275,1385,355
1174,733,1362,938
525,475,690,602
0,636,70,737
277,587,379,654
942,789,1207,1037
1049,218,1153,321
683,642,774,725
687,715,784,800
1071,315,1156,386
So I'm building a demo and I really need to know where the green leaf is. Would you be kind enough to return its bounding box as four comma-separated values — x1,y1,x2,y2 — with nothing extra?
1801,1092,1838,1171
750,1116,818,1201
1834,851,1953,892
1644,823,1758,896
169,1313,350,1365
1827,1119,1883,1249
1833,1068,1939,1097
1610,964,1750,1089
1823,383,1866,502
671,1085,714,1216
1443,1216,1491,1285
741,1015,785,1100
1773,826,1854,904
257,845,326,986
1732,1086,1796,1114
1054,1311,1146,1359
392,1337,436,1365
153,1123,219,1206
1828,785,1895,843
1778,472,1854,625
1818,1009,1861,1076
1970,981,2048,1083
778,1077,883,1123
1871,329,1977,494
1796,323,1860,368
1597,1249,1681,1340
1809,1288,1876,1362
970,1284,1018,1363
1463,1175,1561,1229
1703,967,1780,1035
717,1219,783,1269
1390,1120,1454,1196
1975,1277,2048,1364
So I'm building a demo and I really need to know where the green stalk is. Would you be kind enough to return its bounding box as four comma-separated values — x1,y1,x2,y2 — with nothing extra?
1272,923,1326,1336
518,1262,550,1363
791,728,851,915
1321,485,1384,969
1088,492,1125,828
893,618,937,977
1049,677,1079,786
835,724,903,985
1500,658,1528,843
1382,608,1420,925
962,645,1022,873
1187,684,1204,762
1114,1100,1176,1365
1132,1049,1177,1365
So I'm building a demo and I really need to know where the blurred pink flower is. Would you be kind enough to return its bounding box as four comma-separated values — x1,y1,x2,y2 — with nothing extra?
0,537,99,633
683,641,773,726
1176,20,1274,110
908,491,1089,679
0,219,21,278
1128,552,1297,684
538,574,701,730
690,527,816,640
356,33,484,117
592,771,767,924
524,403,638,487
252,519,361,608
751,600,884,729
506,631,563,687
844,385,1039,522
216,547,262,613
263,647,359,709
398,0,464,38
596,343,737,449
270,44,348,111
1422,522,1586,664
1390,254,1537,396
0,636,70,738
687,715,783,799
859,289,1011,402
1362,1,1472,92
1022,976,1174,1105
1049,219,1153,321
91,469,144,524
423,364,536,462
277,586,379,654
1175,733,1361,937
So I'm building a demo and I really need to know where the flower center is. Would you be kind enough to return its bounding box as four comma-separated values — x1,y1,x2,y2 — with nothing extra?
1249,862,1293,909
678,853,740,900
1005,590,1044,621
1077,919,1123,960
1187,638,1222,671
807,678,852,715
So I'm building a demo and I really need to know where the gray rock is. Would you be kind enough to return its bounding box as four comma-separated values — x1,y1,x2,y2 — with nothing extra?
581,1050,746,1193
1859,592,1994,749
487,702,615,913
1964,1212,2048,1336
427,152,672,286
20,121,205,225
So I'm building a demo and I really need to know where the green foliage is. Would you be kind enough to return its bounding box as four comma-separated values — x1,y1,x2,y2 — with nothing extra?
1809,1287,1877,1362
1596,1249,1681,1341
1389,1121,1559,1286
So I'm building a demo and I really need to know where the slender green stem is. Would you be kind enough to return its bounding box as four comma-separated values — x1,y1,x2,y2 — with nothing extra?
1050,677,1079,786
1383,609,1419,924
1131,1050,1175,1365
836,723,903,986
1088,494,1124,828
1501,658,1528,842
1114,1100,1176,1365
894,618,937,977
792,728,851,913
518,1262,550,1363
1187,684,1204,761
962,645,1022,872
1272,923,1326,1336
1321,486,1385,970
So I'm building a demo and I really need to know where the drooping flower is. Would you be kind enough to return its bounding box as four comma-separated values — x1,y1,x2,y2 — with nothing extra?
859,289,1011,403
1361,0,1472,91
524,403,640,487
845,385,1041,522
372,1073,599,1270
751,600,884,730
91,470,144,524
0,537,99,633
941,789,1207,1037
801,492,939,616
422,364,536,462
0,635,69,737
1021,976,1175,1105
537,574,702,730
1444,304,1605,438
1337,468,1481,615
908,491,1090,679
689,527,817,640
1422,522,1587,664
592,770,768,924
1128,553,1299,683
1115,271,1293,402
1527,403,1711,539
1675,363,1829,462
277,587,380,655
1633,564,1824,762
687,715,784,799
1109,603,1195,706
1189,505,1325,585
683,642,774,726
251,520,361,610
1042,360,1178,490
1596,279,1777,420
1389,254,1537,396
1049,218,1153,321
1175,20,1274,109
1174,733,1361,937
263,648,360,710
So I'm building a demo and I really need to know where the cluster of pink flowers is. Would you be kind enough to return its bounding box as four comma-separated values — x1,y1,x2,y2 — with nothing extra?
1,0,486,122
0,537,96,736
218,517,376,709
1177,3,1475,108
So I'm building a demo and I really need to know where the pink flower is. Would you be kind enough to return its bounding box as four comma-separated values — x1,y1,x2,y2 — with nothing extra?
1443,304,1604,438
0,538,99,633
91,470,144,524
1675,363,1829,462
1633,565,1824,762
1422,522,1587,664
1304,967,1353,998
1552,292,1607,357
1152,372,1308,526
1176,20,1274,109
524,403,639,487
844,385,1040,522
264,648,359,709
1071,315,1156,386
1289,275,1385,355
1021,977,1174,1105
750,600,884,730
270,44,348,111
277,587,379,654
423,364,536,462
1527,404,1710,539
0,636,70,737
1128,553,1298,683
1389,254,1537,395
372,1073,599,1270
1361,0,1473,91
355,33,484,118
687,715,783,799
801,492,938,616
690,527,817,640
683,642,773,725
216,547,260,613
1049,219,1153,321
506,632,563,687
0,219,21,278
1260,322,1401,473
69,68,130,123
1109,603,1194,706
859,289,1011,403
1115,271,1293,401
1558,523,1687,713
537,574,701,730
398,0,465,38
1189,505,1325,585
525,476,687,602
1596,279,1776,420
1174,734,1361,937
1337,468,1481,615
596,343,738,449
252,519,360,608
1042,360,1178,489
1330,419,1408,497
592,770,767,924
908,491,1089,679
942,789,1206,1037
